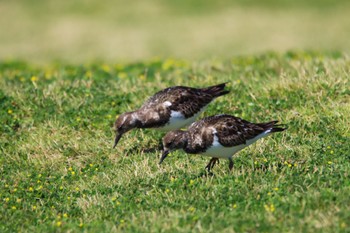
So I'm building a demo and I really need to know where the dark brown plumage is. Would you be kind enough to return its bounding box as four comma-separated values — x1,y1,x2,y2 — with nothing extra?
113,83,229,148
160,114,286,171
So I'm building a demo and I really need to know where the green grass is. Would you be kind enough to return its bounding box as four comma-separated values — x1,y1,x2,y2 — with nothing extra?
1,51,350,232
1,0,350,63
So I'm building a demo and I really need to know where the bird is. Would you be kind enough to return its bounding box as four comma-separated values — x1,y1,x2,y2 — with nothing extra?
113,83,230,148
159,114,286,171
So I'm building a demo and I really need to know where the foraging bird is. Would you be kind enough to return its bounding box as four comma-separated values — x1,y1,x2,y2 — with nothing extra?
160,114,286,171
113,83,229,148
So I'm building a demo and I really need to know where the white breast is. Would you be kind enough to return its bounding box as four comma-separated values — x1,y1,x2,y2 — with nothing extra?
202,130,272,158
158,108,205,131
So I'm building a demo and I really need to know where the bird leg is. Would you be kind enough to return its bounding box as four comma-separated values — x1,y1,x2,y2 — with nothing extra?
205,160,213,172
228,157,234,171
211,158,219,169
205,158,220,172
158,138,163,150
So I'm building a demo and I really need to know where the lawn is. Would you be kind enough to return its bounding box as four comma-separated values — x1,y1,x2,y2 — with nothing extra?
1,0,350,62
0,51,349,232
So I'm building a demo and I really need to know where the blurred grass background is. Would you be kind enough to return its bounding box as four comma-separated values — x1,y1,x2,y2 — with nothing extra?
1,0,350,63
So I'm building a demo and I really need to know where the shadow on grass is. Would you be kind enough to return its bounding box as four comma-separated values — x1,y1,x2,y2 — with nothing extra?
124,142,163,156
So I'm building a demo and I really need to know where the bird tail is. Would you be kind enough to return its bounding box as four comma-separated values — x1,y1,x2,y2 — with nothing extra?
258,120,287,133
202,82,230,97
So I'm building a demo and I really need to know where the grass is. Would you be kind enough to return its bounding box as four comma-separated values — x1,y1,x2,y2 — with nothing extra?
1,0,350,62
1,51,350,232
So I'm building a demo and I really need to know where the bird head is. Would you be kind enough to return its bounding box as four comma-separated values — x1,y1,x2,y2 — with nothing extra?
159,130,188,164
113,112,140,148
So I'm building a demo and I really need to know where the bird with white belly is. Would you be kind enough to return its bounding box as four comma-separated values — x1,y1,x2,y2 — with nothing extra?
159,114,286,171
113,83,229,148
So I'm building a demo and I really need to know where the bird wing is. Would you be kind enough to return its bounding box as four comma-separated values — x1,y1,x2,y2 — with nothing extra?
141,86,214,118
204,115,267,147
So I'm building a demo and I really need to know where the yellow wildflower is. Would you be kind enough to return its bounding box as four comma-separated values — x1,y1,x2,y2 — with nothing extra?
32,206,37,210
328,161,333,165
63,213,68,218
31,76,38,82
330,150,334,154
115,64,125,71
139,74,146,80
188,206,195,212
118,72,127,79
79,223,84,228
101,64,111,73
29,187,34,192
68,167,73,171
44,71,52,79
189,180,195,185
232,204,237,209
85,71,92,78
165,189,170,193
5,197,10,202
264,204,275,213
7,109,13,114
56,221,62,227
162,59,175,70
71,171,75,175
11,206,17,210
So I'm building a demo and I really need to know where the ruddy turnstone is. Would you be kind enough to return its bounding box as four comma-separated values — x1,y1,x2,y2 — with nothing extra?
159,114,286,171
113,83,229,148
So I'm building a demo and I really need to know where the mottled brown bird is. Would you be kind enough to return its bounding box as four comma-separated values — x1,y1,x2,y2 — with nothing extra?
113,83,229,148
160,114,286,171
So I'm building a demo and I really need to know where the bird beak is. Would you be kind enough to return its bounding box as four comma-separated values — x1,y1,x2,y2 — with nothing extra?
113,132,122,149
159,149,170,164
